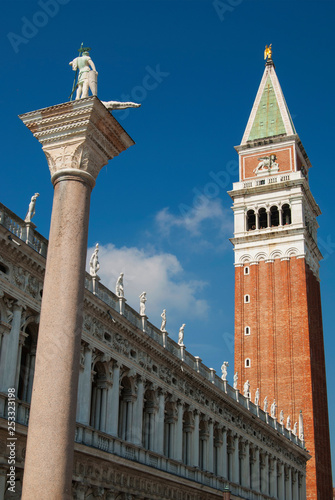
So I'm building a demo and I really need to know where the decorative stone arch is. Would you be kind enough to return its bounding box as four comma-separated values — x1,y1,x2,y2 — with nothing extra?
285,247,299,258
270,249,283,260
239,254,252,264
255,252,267,262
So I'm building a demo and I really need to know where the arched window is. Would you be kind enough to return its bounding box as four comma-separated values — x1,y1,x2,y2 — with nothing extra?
90,361,107,431
244,266,249,275
247,210,256,231
245,358,251,368
245,326,250,335
119,376,134,441
258,207,268,229
282,204,291,225
270,206,280,227
244,295,250,304
18,324,38,403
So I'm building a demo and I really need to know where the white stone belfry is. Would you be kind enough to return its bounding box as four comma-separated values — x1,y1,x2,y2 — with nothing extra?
19,96,134,499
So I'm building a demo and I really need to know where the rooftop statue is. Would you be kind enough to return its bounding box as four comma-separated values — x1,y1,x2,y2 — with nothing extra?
139,291,147,316
160,309,167,332
89,243,100,277
116,272,124,297
221,361,228,381
178,324,186,345
25,193,39,223
69,43,141,111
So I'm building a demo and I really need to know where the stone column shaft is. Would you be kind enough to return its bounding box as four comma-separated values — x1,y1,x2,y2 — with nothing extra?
132,377,144,445
208,420,214,473
192,412,200,468
232,435,239,484
175,403,183,461
154,392,165,454
221,429,228,479
106,362,120,436
20,98,134,500
22,175,92,499
241,442,250,488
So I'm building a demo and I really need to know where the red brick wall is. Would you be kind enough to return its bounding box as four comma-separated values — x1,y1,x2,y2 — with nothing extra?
234,257,332,499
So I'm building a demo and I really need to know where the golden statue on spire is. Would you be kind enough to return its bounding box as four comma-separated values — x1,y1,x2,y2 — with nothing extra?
264,44,272,61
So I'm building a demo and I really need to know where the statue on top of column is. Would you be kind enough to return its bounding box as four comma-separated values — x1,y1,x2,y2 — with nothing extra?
69,45,97,100
243,380,250,398
69,43,141,111
255,388,260,406
178,323,186,345
139,291,147,316
233,371,238,390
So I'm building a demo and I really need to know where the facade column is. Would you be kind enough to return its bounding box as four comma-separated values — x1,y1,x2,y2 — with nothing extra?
277,461,285,499
241,440,250,488
76,346,93,426
221,427,228,479
261,452,269,495
154,389,165,454
285,466,292,500
207,419,214,473
14,336,25,393
20,97,134,500
132,376,144,446
292,470,299,500
269,457,278,498
192,410,200,467
126,397,134,442
0,302,24,392
232,434,239,484
253,446,260,492
105,361,121,436
279,207,283,226
267,209,271,227
99,383,108,432
174,401,183,461
255,210,259,229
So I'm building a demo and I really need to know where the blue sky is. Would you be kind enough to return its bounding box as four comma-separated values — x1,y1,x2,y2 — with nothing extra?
2,0,335,480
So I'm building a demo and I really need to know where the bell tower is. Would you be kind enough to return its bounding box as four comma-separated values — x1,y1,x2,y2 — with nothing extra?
229,49,332,499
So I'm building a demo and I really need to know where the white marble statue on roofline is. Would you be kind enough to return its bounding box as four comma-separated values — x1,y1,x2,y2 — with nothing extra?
69,44,141,111
178,324,186,345
89,243,100,277
160,309,167,332
25,193,39,223
221,361,228,381
116,272,124,297
280,409,284,425
255,388,260,406
243,380,250,398
270,399,277,418
233,371,238,390
139,291,147,316
263,396,268,413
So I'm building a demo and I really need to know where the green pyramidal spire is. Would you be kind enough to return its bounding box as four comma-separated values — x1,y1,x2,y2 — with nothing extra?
241,57,296,145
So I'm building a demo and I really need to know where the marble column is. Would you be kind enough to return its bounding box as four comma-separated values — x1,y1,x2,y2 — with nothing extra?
221,428,228,479
132,376,144,446
253,447,260,492
20,97,134,500
154,390,165,454
192,411,200,468
207,419,214,473
261,453,269,495
292,470,299,500
76,345,93,426
241,440,250,488
285,466,292,500
232,435,239,484
0,302,24,392
106,361,121,436
277,461,285,499
174,401,183,461
270,457,278,498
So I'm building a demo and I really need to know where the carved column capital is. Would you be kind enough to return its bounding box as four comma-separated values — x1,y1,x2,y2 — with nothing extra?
19,98,135,188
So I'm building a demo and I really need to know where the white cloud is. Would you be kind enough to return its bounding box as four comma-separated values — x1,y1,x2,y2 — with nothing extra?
155,198,231,237
86,244,209,334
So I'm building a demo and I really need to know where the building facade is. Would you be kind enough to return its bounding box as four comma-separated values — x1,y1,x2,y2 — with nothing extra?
0,201,309,499
230,56,332,499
